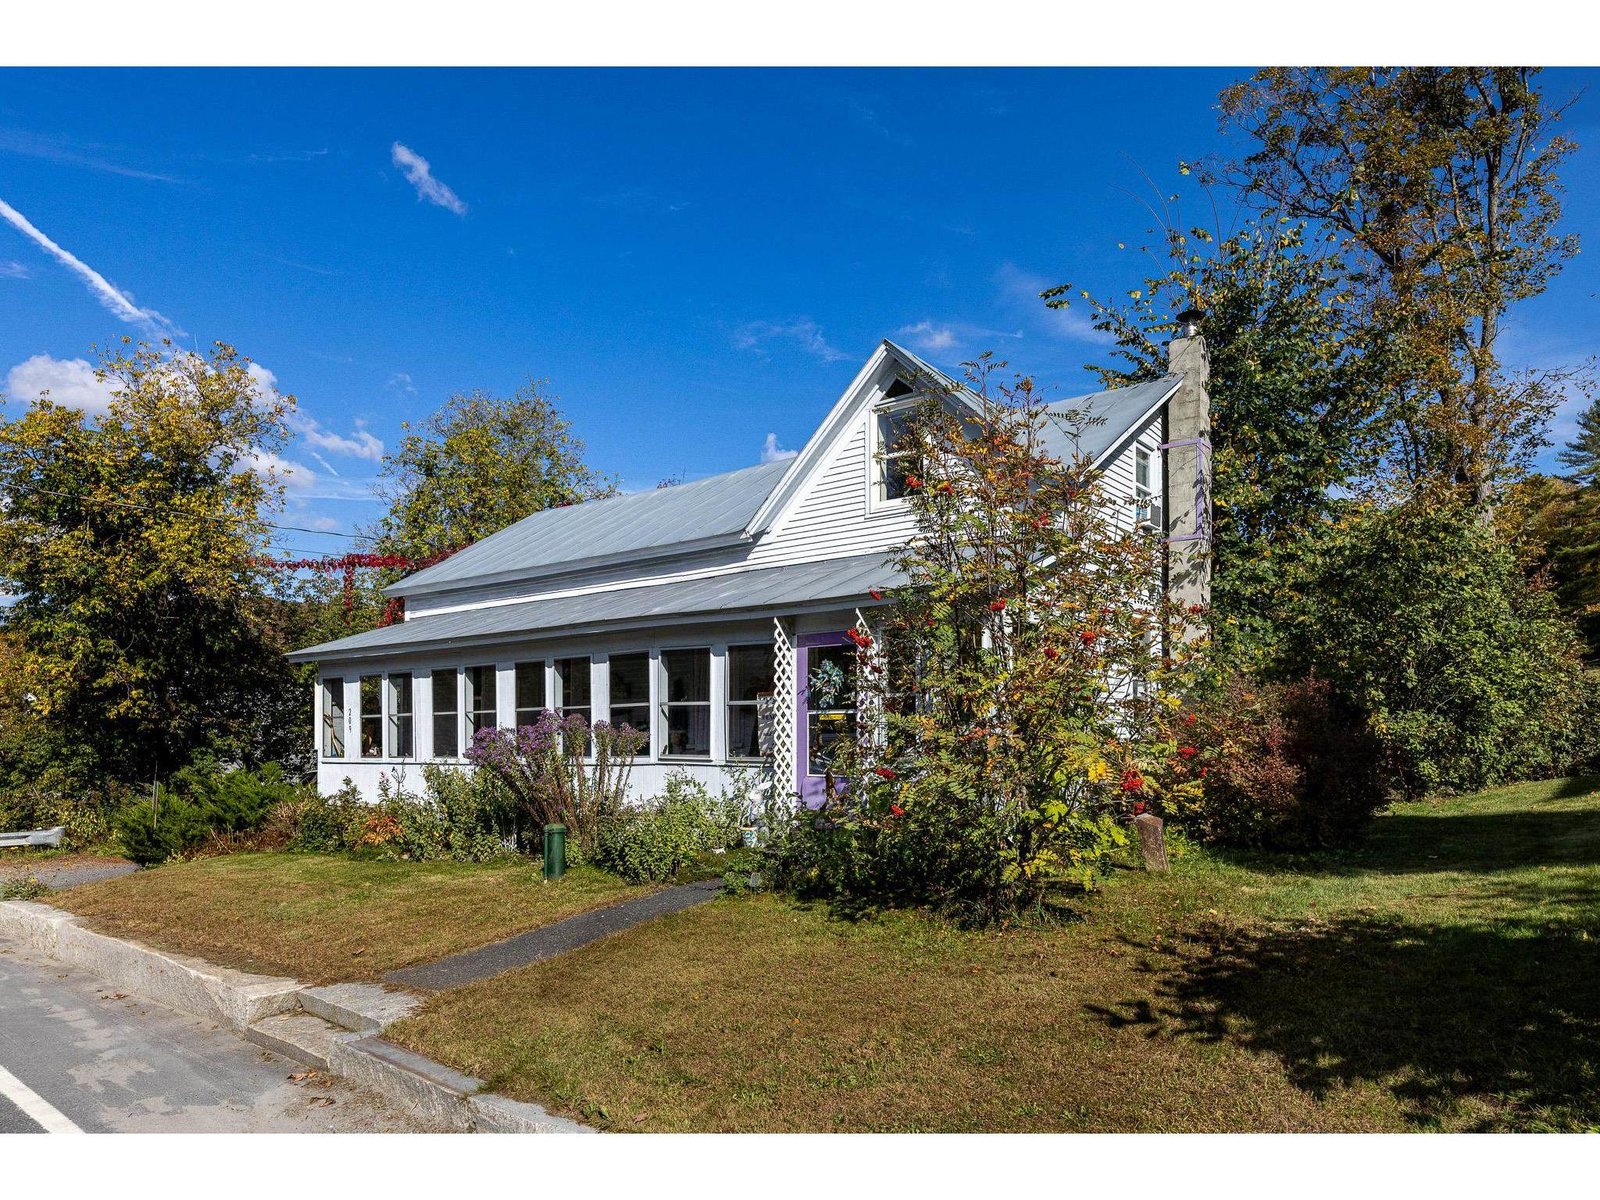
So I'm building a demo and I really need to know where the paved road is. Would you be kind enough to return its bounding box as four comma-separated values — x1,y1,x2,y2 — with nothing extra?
0,938,429,1133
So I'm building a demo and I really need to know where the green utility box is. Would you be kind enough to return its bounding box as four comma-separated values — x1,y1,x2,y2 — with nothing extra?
543,823,567,880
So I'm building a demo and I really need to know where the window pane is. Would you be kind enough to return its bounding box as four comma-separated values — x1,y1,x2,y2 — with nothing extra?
514,661,545,726
360,675,382,758
661,650,709,703
879,408,917,501
664,705,711,757
727,644,776,761
728,644,775,702
806,644,858,776
1136,447,1151,490
387,674,414,758
432,670,458,759
466,665,497,737
607,653,651,736
321,680,345,758
555,657,591,708
728,705,762,759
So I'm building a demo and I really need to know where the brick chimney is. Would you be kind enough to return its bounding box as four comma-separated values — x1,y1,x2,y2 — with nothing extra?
1164,308,1212,637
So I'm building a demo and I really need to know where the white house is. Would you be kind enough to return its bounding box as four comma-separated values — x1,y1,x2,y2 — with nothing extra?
289,328,1211,804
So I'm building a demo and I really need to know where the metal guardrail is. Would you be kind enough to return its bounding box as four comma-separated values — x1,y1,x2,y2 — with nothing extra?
0,825,66,849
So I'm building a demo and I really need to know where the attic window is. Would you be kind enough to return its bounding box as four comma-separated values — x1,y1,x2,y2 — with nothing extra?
875,386,920,504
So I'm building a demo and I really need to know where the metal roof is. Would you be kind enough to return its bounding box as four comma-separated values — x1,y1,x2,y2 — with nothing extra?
290,552,902,663
1039,375,1180,465
387,457,792,599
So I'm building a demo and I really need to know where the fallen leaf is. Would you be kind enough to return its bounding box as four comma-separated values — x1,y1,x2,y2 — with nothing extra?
289,1070,314,1082
308,1096,336,1108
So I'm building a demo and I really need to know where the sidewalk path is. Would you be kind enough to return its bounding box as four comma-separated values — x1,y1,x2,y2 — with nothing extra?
386,879,723,991
0,857,140,891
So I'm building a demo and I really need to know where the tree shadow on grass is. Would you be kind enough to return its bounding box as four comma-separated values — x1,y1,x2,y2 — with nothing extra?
1087,916,1600,1130
1348,806,1600,876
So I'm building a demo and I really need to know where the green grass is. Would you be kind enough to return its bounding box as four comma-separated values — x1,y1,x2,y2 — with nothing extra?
56,854,650,984
389,777,1600,1132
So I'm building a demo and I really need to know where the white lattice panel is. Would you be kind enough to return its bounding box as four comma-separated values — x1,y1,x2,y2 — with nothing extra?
771,616,798,802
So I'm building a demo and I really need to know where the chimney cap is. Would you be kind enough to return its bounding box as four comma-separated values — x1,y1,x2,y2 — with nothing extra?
1175,308,1205,338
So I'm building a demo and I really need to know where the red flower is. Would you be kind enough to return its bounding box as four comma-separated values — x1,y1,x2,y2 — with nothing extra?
989,599,1007,612
1079,630,1096,646
1199,766,1209,779
905,475,923,489
869,587,884,601
1132,801,1147,816
1120,769,1144,793
1186,603,1206,616
889,803,905,817
1183,711,1197,726
845,628,872,649
873,766,897,780
1178,745,1198,759
1044,647,1060,660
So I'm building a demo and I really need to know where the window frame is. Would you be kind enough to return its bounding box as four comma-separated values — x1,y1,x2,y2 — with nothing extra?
805,642,859,778
554,656,593,756
607,652,652,742
431,668,460,760
658,647,712,760
513,660,547,729
320,678,346,760
386,673,414,759
869,396,921,510
725,642,776,763
465,664,498,742
358,675,383,759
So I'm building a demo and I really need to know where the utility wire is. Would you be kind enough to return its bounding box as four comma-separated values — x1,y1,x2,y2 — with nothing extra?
1,479,379,542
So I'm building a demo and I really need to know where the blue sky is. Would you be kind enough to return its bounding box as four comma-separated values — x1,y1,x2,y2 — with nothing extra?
3,67,1598,555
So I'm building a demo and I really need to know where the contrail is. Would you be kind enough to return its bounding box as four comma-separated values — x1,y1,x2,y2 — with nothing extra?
0,195,178,334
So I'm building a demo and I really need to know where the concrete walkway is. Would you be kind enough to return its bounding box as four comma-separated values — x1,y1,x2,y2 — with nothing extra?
0,857,140,891
386,878,723,991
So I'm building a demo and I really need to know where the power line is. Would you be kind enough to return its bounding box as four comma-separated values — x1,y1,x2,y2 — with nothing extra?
1,479,379,542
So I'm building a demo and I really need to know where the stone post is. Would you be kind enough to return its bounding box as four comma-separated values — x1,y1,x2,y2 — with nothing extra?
1134,812,1170,872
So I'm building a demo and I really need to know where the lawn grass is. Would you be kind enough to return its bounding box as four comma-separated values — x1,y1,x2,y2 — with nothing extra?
55,854,649,984
388,777,1600,1132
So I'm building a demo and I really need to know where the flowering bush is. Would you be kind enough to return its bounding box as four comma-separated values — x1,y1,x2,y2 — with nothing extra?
764,360,1204,921
465,712,645,853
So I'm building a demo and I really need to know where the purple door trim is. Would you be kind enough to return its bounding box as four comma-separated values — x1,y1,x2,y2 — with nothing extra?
796,630,851,807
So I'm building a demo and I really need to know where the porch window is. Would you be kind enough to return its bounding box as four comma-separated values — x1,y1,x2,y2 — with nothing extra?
359,675,382,759
514,661,545,728
555,657,592,753
320,680,345,759
806,643,857,775
608,653,651,737
466,665,498,740
660,649,710,758
432,669,459,759
727,644,775,760
387,674,414,758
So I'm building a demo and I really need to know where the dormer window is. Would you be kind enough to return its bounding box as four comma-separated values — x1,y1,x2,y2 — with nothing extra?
873,378,919,506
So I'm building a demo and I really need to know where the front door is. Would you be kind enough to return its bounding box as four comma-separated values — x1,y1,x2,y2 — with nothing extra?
796,632,857,806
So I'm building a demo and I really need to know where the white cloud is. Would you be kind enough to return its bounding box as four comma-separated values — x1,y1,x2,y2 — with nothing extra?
761,433,799,464
994,262,1111,345
0,196,178,334
245,449,317,492
733,319,849,363
4,354,118,415
386,371,417,395
289,413,385,462
0,260,28,279
390,143,468,216
896,321,959,352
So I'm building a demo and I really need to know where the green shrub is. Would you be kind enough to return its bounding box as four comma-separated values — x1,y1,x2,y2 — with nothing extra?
287,768,518,863
1184,673,1388,850
594,772,744,883
112,761,307,865
1280,501,1589,798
